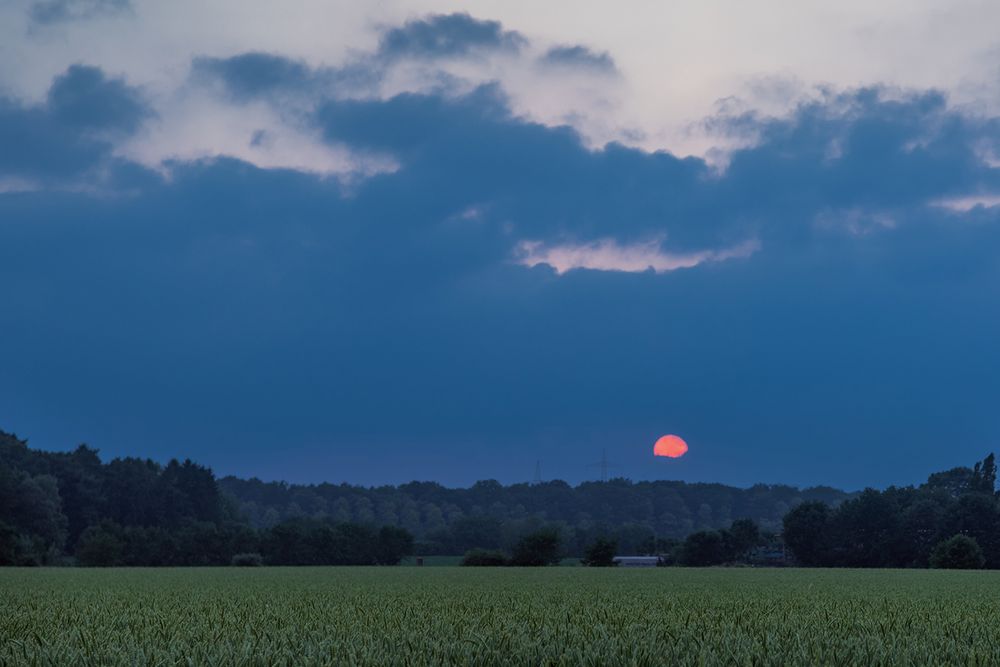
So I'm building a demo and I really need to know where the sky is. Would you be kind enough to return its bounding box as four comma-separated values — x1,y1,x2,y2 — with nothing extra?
1,0,1000,489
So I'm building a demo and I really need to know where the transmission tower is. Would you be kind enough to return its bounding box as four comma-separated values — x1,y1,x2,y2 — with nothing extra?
533,459,542,485
589,448,617,482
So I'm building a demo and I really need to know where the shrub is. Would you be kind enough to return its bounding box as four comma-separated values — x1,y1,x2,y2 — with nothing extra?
581,537,618,567
930,534,985,569
231,552,264,567
461,549,508,566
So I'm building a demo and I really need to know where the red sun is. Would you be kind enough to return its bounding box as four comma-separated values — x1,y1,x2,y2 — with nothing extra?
654,435,688,458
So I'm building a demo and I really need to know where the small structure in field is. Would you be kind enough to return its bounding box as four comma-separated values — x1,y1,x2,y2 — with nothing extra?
612,556,662,568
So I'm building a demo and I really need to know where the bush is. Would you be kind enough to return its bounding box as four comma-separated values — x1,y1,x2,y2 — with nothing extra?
930,534,985,569
231,552,264,567
581,537,618,567
461,549,508,566
510,529,561,566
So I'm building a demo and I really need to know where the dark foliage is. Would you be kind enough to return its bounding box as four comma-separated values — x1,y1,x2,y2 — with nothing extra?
930,535,985,570
261,518,413,565
9,429,1000,571
674,518,766,566
461,549,509,566
725,518,762,560
783,454,1000,568
510,528,562,566
782,502,832,566
76,521,123,567
581,537,618,567
679,530,727,566
218,471,851,555
231,552,264,567
0,431,412,567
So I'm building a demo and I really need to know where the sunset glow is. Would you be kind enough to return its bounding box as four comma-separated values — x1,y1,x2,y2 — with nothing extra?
654,435,688,458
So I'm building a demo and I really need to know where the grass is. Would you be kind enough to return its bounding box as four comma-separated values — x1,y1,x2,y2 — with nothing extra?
3,567,1000,665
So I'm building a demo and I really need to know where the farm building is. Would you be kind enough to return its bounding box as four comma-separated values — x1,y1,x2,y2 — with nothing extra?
612,556,662,567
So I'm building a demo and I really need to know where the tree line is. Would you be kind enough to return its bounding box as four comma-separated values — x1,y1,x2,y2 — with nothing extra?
0,431,412,566
218,467,847,555
2,429,835,566
5,426,1000,569
782,454,1000,569
460,518,775,568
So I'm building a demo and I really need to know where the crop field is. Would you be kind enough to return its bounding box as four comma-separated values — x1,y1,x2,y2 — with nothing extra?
3,568,1000,666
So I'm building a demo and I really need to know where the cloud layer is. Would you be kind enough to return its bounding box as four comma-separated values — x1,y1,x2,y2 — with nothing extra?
1,10,999,488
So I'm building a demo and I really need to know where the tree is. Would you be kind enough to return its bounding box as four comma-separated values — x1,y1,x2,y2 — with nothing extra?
782,501,830,566
103,457,163,526
461,549,508,566
263,518,328,565
0,521,18,565
582,537,618,567
54,445,105,547
510,528,561,566
231,552,263,566
376,525,414,565
679,530,726,566
826,489,899,567
971,454,998,496
160,459,222,525
940,493,1000,567
725,518,761,561
0,465,68,565
924,467,975,499
930,534,985,569
899,498,945,567
450,516,503,552
76,521,124,566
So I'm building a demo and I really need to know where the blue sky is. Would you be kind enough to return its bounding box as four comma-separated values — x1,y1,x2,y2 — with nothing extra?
2,1,1000,488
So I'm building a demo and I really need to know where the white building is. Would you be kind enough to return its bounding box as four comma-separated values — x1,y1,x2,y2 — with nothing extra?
612,556,662,567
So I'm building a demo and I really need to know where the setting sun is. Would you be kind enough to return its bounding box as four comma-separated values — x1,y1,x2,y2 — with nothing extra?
654,434,688,458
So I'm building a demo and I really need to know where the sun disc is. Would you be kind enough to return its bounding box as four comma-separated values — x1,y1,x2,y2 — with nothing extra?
653,434,688,458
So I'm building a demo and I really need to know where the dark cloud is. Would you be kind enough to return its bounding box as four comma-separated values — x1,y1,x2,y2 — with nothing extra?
2,56,1000,488
47,64,149,134
192,52,314,101
190,15,606,109
377,13,526,60
539,45,617,73
0,64,151,184
29,0,130,25
314,83,999,250
191,51,385,104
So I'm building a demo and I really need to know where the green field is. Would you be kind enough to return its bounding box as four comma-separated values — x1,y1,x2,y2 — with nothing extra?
3,567,1000,665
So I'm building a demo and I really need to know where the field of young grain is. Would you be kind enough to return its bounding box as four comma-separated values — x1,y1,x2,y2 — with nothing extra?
2,567,999,665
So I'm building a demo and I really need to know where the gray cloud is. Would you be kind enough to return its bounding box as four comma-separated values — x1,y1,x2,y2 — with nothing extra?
0,64,151,185
47,64,149,134
539,45,617,74
191,53,315,101
377,13,527,60
29,0,130,25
